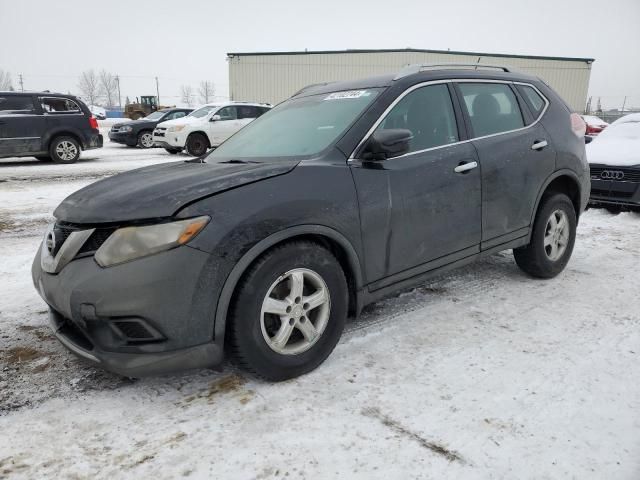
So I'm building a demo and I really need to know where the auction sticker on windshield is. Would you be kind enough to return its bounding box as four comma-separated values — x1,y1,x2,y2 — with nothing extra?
324,90,371,100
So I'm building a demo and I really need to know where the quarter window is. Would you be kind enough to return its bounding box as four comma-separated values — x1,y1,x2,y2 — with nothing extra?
458,83,524,137
40,97,81,114
237,105,260,119
0,96,35,115
518,85,546,117
375,84,459,153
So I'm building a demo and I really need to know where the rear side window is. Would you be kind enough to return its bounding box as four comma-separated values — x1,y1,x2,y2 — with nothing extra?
458,83,524,137
40,97,81,114
0,96,35,115
517,85,546,117
375,83,459,153
237,105,260,119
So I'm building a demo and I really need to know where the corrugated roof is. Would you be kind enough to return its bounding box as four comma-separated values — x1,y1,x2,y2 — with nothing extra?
226,48,595,63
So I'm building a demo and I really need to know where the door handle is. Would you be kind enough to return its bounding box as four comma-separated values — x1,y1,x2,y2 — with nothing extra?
454,161,478,174
531,140,548,150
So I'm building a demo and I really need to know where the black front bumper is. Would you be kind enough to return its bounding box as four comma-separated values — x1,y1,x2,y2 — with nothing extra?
32,244,224,377
108,131,136,146
589,168,640,209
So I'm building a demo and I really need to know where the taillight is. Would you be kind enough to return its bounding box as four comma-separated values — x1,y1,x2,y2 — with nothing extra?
570,113,586,137
89,116,99,130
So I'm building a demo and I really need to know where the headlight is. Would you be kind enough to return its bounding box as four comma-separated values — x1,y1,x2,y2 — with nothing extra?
94,216,210,267
120,125,133,133
168,125,185,133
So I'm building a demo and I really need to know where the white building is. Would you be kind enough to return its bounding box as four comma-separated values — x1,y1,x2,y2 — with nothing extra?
228,48,594,112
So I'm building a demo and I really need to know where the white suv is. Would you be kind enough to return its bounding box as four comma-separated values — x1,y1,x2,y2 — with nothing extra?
152,102,271,156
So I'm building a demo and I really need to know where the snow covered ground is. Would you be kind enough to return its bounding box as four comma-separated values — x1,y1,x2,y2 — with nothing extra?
0,139,639,479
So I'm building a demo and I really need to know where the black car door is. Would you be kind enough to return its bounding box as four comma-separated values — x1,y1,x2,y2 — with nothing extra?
0,95,44,156
454,82,556,248
349,82,482,286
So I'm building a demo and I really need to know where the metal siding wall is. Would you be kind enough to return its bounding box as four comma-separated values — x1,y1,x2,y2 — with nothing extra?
228,52,591,111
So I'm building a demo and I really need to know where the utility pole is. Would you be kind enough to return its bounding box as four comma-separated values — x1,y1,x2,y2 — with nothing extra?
115,75,122,108
621,96,627,113
18,74,24,92
155,76,160,105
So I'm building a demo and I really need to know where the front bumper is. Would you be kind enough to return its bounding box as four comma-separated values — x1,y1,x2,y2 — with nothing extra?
152,130,186,148
589,165,640,208
108,130,136,146
32,244,224,377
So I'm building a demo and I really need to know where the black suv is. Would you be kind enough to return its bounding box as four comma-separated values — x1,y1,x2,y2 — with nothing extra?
0,92,102,163
108,108,192,149
33,65,590,380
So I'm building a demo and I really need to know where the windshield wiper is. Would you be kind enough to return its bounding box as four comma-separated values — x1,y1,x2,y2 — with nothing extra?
220,159,261,164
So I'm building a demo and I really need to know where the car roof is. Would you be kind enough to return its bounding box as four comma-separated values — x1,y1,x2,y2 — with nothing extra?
0,91,78,98
294,65,540,98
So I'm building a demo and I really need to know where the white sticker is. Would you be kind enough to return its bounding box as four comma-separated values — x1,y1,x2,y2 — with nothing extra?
324,90,368,100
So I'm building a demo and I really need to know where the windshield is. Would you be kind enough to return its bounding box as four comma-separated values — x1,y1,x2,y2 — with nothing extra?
189,106,217,118
144,111,164,120
206,89,382,160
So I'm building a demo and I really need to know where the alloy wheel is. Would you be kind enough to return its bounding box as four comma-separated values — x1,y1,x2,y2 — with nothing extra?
544,209,570,261
260,268,331,355
55,141,78,161
140,133,154,148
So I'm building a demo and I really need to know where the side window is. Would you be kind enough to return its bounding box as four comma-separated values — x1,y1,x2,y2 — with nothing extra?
258,106,271,116
517,85,546,117
236,106,257,119
0,96,35,115
173,111,186,120
40,97,81,114
458,83,524,137
216,106,238,121
375,83,459,153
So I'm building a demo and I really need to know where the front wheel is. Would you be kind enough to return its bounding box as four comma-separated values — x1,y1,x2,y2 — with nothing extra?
514,192,577,278
185,133,209,157
137,131,154,148
49,136,81,163
227,241,348,381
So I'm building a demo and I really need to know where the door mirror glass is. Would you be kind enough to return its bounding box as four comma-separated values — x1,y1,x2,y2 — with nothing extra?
362,129,413,160
210,114,221,122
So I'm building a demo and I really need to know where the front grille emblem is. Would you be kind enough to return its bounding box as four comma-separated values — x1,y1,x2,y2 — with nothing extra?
600,170,624,180
45,230,56,254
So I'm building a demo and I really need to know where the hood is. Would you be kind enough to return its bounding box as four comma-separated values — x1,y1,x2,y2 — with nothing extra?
54,160,298,224
587,138,640,167
157,116,202,128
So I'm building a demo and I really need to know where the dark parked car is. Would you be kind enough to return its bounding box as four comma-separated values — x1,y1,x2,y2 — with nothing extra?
108,108,192,149
32,65,590,380
0,92,102,163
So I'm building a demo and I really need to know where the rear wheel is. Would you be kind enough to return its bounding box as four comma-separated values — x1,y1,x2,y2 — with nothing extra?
185,133,209,157
49,136,81,163
228,241,348,381
514,192,576,278
164,148,181,155
137,131,154,148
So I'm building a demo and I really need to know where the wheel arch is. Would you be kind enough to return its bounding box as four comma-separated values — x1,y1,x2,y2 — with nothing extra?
213,225,364,343
187,130,211,147
531,170,582,224
44,129,85,151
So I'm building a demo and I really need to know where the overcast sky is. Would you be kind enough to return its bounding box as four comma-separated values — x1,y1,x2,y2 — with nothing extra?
1,0,638,109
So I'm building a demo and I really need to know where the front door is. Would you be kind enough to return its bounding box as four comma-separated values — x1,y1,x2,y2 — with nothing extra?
350,83,482,285
208,106,242,145
0,95,43,156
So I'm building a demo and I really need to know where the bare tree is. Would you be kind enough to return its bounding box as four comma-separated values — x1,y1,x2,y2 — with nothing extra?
0,69,13,90
198,81,215,104
181,85,195,107
98,70,118,108
78,70,100,106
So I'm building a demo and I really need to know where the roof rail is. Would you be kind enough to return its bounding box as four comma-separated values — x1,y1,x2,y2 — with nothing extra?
291,81,335,97
393,63,512,80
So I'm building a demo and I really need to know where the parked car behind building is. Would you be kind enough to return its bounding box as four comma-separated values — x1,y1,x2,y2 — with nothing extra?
108,108,192,149
0,92,102,163
153,102,271,156
587,113,640,212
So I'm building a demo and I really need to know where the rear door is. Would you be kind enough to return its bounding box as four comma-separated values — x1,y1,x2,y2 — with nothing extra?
350,82,482,284
454,81,556,247
0,95,44,156
40,96,87,145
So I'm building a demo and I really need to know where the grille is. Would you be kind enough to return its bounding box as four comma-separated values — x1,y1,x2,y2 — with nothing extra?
590,166,640,183
53,223,116,257
591,188,634,199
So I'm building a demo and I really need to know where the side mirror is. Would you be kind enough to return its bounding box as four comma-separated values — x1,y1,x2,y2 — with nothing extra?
584,135,594,144
361,129,413,160
210,115,221,122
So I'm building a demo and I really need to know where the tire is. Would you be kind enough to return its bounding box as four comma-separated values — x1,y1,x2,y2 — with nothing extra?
227,241,348,381
34,155,51,162
49,136,81,164
137,131,154,149
165,148,181,155
185,133,209,157
605,206,622,215
514,192,577,279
